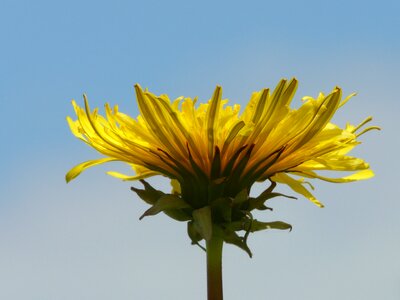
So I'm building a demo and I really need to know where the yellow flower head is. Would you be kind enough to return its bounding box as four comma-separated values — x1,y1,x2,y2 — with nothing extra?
66,78,379,256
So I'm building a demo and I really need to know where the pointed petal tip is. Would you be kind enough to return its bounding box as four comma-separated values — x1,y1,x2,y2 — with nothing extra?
65,173,74,184
134,84,144,97
288,77,298,86
70,100,80,110
333,86,342,93
83,94,91,112
276,78,288,86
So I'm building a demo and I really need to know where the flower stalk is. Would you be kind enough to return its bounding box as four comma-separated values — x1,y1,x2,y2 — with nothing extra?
206,235,224,300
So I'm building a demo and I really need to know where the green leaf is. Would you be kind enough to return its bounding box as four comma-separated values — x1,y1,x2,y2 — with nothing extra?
193,206,213,241
139,195,189,220
131,180,165,205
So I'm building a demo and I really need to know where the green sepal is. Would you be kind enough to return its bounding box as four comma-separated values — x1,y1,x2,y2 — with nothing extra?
249,220,292,232
224,220,245,232
248,192,297,211
256,204,273,211
163,208,192,222
139,194,190,220
131,180,164,205
232,189,249,206
187,221,203,244
241,146,285,188
180,177,203,208
151,149,186,182
186,144,209,182
193,206,213,241
221,145,248,177
207,179,225,205
228,144,254,182
210,146,221,179
212,177,226,185
225,219,292,233
247,181,295,211
211,197,233,223
180,144,210,207
225,145,257,195
220,226,253,258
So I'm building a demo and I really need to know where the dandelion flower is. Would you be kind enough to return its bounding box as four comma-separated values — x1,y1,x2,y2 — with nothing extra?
66,78,379,300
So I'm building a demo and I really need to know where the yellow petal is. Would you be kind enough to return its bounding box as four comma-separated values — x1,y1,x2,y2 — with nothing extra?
106,170,159,181
206,86,222,160
66,157,118,183
338,92,357,108
293,169,374,183
272,173,324,207
171,179,181,194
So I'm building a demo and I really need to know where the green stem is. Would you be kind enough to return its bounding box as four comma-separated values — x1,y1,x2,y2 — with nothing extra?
206,236,224,300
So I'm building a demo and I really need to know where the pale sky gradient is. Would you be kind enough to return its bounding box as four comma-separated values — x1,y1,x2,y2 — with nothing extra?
1,0,399,299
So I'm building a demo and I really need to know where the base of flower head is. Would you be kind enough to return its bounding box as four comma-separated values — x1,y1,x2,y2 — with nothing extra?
131,179,294,257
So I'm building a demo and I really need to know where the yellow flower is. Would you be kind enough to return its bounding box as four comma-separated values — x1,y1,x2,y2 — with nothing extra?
66,78,379,255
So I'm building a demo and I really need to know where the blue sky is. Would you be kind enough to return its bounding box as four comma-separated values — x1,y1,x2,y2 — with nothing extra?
1,0,399,299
